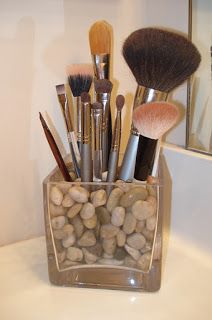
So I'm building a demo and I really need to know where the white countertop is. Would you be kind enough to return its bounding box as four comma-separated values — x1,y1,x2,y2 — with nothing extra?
0,235,212,320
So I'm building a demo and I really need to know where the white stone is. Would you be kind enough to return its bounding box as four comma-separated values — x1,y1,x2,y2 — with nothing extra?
51,216,66,230
111,206,125,227
80,202,95,219
69,186,89,203
67,247,83,262
50,186,63,206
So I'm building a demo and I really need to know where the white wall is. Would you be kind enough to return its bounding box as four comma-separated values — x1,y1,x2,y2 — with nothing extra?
0,0,190,245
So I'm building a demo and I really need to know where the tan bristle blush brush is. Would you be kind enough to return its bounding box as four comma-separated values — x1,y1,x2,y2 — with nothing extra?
132,101,179,181
89,20,112,80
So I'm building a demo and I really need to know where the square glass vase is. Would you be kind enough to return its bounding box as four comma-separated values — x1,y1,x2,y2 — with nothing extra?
43,166,163,292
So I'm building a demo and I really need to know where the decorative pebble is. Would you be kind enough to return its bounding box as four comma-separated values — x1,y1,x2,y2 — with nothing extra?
100,224,119,239
70,216,84,238
127,233,146,250
96,207,111,225
86,243,102,257
83,214,97,229
62,259,79,267
50,186,63,206
141,242,152,254
131,200,155,220
122,213,136,235
98,258,124,266
146,215,157,231
94,220,100,238
106,188,124,212
57,250,66,263
137,252,151,271
124,255,137,268
53,224,74,240
67,247,83,262
146,185,157,197
91,189,107,207
78,230,96,247
142,228,154,241
114,248,126,260
135,220,145,233
62,193,75,208
102,237,116,255
62,233,76,248
49,203,66,217
116,230,126,247
120,187,148,208
111,206,125,227
82,248,98,264
67,203,82,219
115,180,131,192
69,186,89,203
51,216,66,230
124,244,141,261
103,253,114,259
80,202,95,220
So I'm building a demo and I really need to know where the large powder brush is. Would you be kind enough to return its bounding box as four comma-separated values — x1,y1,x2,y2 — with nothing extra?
132,101,179,181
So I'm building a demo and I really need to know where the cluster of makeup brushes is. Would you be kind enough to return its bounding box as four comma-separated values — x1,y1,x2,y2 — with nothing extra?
40,21,201,184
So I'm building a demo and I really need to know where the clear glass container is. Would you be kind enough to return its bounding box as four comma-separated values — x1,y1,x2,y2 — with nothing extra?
43,165,163,292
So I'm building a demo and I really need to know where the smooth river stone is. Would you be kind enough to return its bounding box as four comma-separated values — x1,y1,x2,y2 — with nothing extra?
80,202,95,220
53,224,74,240
122,212,136,235
78,230,96,247
62,193,75,208
137,252,151,271
67,203,82,219
124,244,141,261
146,185,157,197
114,248,126,261
116,230,126,247
111,206,125,227
127,233,146,250
131,200,155,220
69,186,89,203
115,180,132,192
83,214,97,229
50,186,63,206
135,220,145,233
91,189,107,207
62,233,76,248
100,224,119,239
51,216,66,230
49,203,66,217
86,243,103,257
146,215,157,231
96,207,111,225
70,216,84,239
82,248,98,264
120,187,148,208
124,255,137,268
98,258,124,266
141,228,154,241
57,250,66,263
102,237,116,255
67,247,83,262
106,188,124,212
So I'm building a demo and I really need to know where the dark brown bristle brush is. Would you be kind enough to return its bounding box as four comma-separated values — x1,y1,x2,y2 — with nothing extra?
94,79,113,172
132,102,179,181
39,113,72,182
55,84,80,177
89,20,112,80
67,64,93,152
119,27,201,181
107,94,125,183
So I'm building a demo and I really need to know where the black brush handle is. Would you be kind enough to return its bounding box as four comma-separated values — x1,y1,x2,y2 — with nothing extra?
134,136,157,181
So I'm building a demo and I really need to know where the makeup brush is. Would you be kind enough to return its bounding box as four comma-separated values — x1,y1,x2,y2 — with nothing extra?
94,79,113,172
91,102,103,181
89,20,112,79
80,92,92,182
119,27,201,181
132,102,179,181
107,95,125,183
67,64,93,152
39,112,72,182
55,84,80,177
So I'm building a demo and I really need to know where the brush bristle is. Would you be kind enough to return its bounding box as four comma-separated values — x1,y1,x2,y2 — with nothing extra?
132,101,179,139
94,79,113,94
66,64,93,77
123,27,201,92
81,92,91,103
56,84,65,95
92,102,103,109
89,20,112,54
116,95,125,111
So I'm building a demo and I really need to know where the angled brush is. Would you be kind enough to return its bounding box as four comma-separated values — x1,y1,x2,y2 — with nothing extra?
94,79,113,171
132,102,179,181
89,20,112,79
107,94,125,183
56,84,80,177
67,64,93,152
39,112,72,182
119,27,201,181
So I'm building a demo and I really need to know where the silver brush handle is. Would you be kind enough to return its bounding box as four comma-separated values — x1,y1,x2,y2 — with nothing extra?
119,133,139,182
81,143,92,182
93,150,102,181
68,131,81,162
102,129,108,172
92,54,110,79
107,150,118,182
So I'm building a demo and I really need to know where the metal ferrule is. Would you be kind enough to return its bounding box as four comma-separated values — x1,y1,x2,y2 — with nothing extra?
91,107,102,151
92,54,110,79
95,92,110,130
75,96,82,144
112,110,121,152
81,101,91,144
